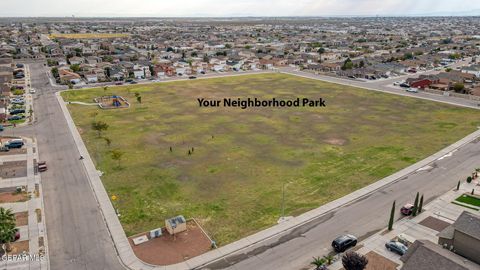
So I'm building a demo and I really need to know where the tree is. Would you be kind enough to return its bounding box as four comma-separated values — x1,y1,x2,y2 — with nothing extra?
467,176,473,183
103,137,111,147
0,207,17,252
342,251,368,270
310,257,326,270
342,58,353,70
317,47,325,63
457,180,460,191
412,192,419,216
92,120,109,137
110,149,124,168
418,195,424,213
359,60,365,68
137,96,142,104
70,64,81,72
388,200,395,231
453,83,465,93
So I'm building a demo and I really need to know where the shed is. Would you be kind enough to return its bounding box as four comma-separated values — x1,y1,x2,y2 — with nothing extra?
165,215,187,235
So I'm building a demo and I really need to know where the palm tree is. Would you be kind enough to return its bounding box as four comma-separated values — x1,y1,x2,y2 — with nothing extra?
310,256,326,270
342,251,368,270
0,207,16,253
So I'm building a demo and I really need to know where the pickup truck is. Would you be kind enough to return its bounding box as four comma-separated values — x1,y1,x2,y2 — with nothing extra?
38,161,47,172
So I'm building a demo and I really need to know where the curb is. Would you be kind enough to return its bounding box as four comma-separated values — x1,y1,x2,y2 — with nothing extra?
56,75,480,270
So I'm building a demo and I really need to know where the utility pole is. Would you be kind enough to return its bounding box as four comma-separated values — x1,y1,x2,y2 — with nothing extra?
281,182,285,218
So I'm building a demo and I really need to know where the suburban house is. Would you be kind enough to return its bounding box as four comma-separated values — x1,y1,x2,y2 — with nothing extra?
401,239,480,270
438,211,480,265
407,78,436,89
59,69,81,84
462,65,480,78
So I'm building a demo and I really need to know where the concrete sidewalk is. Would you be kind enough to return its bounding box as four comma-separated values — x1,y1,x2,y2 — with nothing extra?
56,83,480,270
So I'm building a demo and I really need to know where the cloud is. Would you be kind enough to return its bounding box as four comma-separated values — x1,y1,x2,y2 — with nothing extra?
1,0,480,17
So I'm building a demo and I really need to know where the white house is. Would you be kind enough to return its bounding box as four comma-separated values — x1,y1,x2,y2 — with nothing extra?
85,73,98,83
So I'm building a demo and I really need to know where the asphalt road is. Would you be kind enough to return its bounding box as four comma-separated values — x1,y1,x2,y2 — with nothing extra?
13,63,123,270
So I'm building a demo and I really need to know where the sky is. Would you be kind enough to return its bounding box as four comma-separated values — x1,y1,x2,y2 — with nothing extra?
1,0,480,17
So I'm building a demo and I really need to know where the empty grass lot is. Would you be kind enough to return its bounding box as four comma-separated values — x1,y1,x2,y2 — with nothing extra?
62,73,480,245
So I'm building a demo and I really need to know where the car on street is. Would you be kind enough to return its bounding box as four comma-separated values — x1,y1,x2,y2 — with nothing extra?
332,234,357,252
0,125,3,132
189,76,197,79
406,88,418,93
29,88,36,94
38,161,48,172
399,83,410,88
401,203,414,215
385,240,408,255
130,81,138,84
393,81,402,86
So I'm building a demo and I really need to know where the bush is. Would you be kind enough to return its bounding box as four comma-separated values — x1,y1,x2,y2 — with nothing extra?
467,176,472,183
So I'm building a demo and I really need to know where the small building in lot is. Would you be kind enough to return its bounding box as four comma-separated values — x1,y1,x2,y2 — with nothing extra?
165,215,187,235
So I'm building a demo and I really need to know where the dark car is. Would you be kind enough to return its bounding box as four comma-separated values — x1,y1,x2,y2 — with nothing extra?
400,83,410,88
130,81,138,84
401,203,414,215
332,234,357,252
9,109,25,115
385,240,408,255
8,115,24,121
189,76,197,79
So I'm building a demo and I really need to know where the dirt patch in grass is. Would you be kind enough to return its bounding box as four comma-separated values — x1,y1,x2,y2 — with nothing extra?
418,216,451,232
324,138,348,145
15,212,28,226
129,220,211,265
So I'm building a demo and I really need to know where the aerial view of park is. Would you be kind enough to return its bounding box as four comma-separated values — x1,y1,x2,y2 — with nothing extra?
61,73,480,245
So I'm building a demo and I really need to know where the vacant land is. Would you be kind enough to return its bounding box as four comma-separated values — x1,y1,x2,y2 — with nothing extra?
49,33,129,39
62,73,480,245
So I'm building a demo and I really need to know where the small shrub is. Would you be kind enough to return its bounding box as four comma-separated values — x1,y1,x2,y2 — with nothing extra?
467,176,472,183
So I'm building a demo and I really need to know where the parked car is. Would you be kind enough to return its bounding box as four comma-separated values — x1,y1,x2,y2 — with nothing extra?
5,139,24,149
10,109,25,115
0,125,3,132
29,88,36,94
130,81,138,84
189,76,197,79
393,81,402,86
399,83,410,88
348,75,356,79
332,234,357,252
115,82,123,85
406,88,418,93
401,203,414,215
385,240,408,255
38,161,47,172
8,115,24,121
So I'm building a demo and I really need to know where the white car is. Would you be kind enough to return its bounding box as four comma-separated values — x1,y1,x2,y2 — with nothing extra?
393,81,402,86
406,88,418,93
29,88,36,94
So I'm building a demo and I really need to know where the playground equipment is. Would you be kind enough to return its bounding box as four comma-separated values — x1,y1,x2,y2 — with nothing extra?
94,95,130,109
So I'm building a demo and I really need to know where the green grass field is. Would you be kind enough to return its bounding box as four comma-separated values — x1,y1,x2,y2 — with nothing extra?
62,73,480,245
456,194,480,207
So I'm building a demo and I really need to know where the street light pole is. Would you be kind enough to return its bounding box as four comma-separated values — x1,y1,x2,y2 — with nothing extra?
281,182,285,218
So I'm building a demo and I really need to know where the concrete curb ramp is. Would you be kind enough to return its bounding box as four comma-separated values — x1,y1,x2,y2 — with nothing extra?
55,73,480,270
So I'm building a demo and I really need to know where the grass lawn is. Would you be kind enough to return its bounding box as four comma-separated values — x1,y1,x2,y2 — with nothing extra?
49,33,129,39
455,194,480,207
62,73,480,245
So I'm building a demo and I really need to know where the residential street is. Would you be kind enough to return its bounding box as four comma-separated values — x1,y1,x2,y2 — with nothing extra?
12,63,123,270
